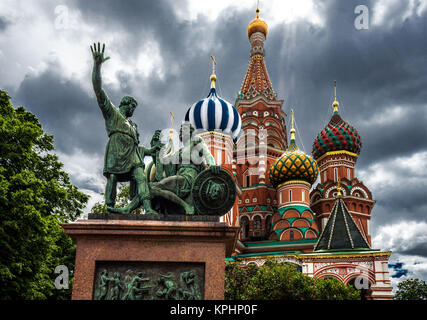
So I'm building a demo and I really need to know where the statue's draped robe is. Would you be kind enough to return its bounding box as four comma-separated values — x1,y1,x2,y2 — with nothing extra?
100,92,142,181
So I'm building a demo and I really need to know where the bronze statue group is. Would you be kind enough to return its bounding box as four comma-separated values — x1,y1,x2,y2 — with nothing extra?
91,43,233,216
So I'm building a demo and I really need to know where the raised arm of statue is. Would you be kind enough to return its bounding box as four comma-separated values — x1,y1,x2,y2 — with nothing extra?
90,42,112,116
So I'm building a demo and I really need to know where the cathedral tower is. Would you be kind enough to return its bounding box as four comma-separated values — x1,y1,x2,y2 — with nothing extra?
184,56,242,226
310,81,374,245
235,8,288,241
269,110,319,244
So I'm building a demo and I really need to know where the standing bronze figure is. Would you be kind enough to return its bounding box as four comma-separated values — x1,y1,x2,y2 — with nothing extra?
90,42,157,214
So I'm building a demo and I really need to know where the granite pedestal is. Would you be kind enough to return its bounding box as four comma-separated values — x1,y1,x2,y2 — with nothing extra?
62,214,239,300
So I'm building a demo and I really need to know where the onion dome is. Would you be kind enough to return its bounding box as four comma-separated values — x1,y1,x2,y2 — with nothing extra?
269,110,319,188
312,81,362,160
247,8,268,38
184,56,242,141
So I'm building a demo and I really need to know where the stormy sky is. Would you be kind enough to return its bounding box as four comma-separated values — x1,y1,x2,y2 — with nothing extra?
1,0,427,289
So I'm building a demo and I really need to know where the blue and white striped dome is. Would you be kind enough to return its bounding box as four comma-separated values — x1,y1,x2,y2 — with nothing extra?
184,88,242,140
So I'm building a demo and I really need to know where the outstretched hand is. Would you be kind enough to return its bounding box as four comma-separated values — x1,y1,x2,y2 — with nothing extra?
90,42,110,66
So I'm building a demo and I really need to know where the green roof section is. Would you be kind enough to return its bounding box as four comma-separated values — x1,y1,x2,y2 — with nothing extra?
239,205,272,213
273,226,318,241
225,257,237,262
243,239,318,248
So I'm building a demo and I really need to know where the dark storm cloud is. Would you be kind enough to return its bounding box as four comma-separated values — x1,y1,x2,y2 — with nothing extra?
401,243,427,258
75,0,188,60
68,0,257,143
13,60,107,156
356,107,427,168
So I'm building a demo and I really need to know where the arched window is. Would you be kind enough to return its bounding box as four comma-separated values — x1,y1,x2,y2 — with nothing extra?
240,216,250,240
290,230,294,240
253,216,262,235
334,168,338,182
289,190,293,202
246,175,251,187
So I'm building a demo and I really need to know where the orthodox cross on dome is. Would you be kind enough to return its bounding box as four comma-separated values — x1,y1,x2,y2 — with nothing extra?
333,80,339,113
287,108,299,152
290,108,296,141
210,55,217,89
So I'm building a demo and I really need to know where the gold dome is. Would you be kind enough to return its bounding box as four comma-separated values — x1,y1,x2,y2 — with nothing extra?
247,9,268,38
269,148,319,188
269,109,319,188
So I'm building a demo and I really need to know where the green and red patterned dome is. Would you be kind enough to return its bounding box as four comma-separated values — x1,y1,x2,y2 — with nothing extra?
312,83,362,160
312,113,362,160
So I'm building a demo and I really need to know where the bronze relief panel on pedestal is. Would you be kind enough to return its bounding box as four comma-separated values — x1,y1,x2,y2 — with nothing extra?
93,261,204,300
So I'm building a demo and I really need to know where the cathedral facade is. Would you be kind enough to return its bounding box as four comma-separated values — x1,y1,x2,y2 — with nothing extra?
184,8,393,300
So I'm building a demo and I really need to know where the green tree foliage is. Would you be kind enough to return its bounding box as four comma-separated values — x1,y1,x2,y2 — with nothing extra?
225,260,360,300
0,90,88,299
225,262,258,300
394,278,427,300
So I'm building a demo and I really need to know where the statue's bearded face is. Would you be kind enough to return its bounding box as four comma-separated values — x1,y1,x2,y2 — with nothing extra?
121,102,137,117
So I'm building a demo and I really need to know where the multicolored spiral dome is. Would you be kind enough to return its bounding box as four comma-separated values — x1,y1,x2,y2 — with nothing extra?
269,140,319,188
312,113,362,160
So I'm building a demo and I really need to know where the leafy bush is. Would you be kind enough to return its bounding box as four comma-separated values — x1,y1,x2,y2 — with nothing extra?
225,259,360,300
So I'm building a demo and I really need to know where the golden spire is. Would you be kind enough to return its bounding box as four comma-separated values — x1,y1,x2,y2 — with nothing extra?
169,111,174,140
290,109,296,141
332,80,339,113
337,174,342,196
210,55,217,89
